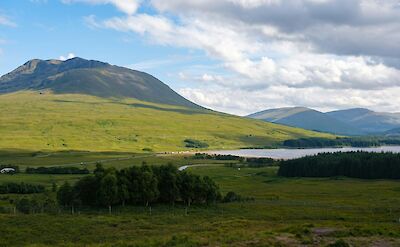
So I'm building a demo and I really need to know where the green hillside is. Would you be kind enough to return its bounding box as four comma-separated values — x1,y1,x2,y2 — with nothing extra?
0,57,201,109
0,91,333,152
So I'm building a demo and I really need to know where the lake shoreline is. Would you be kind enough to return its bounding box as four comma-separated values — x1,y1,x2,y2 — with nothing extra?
205,146,400,160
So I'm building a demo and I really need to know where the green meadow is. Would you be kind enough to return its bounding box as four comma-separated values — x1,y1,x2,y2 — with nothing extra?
0,151,400,246
0,91,332,152
0,92,397,246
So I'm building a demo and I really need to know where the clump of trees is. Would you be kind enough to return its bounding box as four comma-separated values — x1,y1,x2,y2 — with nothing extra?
193,153,243,161
184,139,209,148
278,151,400,179
0,182,45,194
194,153,275,167
245,157,275,167
26,166,89,174
14,193,58,214
57,164,221,212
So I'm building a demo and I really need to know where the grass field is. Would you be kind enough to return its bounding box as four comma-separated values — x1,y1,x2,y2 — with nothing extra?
0,91,333,152
1,152,400,246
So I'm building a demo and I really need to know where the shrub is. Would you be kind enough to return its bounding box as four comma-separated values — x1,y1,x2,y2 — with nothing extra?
222,191,254,203
184,139,209,148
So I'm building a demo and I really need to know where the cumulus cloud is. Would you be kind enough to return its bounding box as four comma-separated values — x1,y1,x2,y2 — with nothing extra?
69,0,400,114
179,86,400,116
59,53,76,61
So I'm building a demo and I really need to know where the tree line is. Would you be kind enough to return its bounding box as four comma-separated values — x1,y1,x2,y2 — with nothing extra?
193,153,274,166
26,166,89,174
283,137,400,148
0,182,45,194
57,164,222,213
278,151,400,179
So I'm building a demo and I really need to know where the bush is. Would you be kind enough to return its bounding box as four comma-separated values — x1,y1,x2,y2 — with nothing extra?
15,194,57,214
184,139,209,148
222,191,254,203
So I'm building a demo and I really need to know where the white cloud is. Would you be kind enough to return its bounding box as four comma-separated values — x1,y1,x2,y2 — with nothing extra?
30,0,48,3
59,53,76,61
70,0,400,114
62,0,141,15
180,86,400,116
0,15,17,27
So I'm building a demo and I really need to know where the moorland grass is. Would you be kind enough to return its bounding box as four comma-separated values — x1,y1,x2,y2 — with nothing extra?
0,91,333,152
0,153,400,246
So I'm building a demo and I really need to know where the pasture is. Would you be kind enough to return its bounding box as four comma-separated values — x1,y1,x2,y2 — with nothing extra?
0,151,400,246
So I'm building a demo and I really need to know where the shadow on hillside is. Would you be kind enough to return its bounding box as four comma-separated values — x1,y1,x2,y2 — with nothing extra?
53,99,98,104
52,99,207,115
123,103,207,115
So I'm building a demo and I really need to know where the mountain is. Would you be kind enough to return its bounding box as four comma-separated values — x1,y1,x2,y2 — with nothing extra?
385,127,400,136
248,107,363,135
0,58,334,152
0,57,200,109
327,108,400,133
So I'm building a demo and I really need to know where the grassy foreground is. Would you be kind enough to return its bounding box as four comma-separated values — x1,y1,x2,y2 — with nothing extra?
1,152,400,246
0,91,333,152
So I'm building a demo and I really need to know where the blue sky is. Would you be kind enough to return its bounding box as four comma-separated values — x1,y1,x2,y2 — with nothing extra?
1,0,400,115
0,0,215,90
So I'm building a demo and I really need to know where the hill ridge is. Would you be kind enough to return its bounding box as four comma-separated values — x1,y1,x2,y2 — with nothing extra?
0,57,201,109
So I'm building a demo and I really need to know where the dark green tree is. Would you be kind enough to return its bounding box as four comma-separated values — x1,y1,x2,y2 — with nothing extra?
98,173,118,214
178,171,196,207
138,166,159,207
57,182,75,214
154,164,179,205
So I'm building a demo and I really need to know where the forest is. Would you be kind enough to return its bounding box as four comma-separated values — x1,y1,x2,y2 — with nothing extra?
278,151,400,179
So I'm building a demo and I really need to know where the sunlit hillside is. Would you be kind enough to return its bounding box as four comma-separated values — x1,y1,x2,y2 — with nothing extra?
0,91,334,152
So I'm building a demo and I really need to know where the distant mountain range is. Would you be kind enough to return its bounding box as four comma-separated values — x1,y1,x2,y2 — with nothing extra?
0,57,200,109
248,107,400,136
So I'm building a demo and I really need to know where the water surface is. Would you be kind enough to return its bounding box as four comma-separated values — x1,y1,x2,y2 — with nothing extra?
208,146,400,160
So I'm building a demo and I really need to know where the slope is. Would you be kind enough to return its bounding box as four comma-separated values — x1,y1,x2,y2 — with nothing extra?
327,108,400,133
0,92,334,152
0,57,200,109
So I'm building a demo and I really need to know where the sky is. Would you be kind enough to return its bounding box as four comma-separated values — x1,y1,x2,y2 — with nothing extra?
1,0,400,115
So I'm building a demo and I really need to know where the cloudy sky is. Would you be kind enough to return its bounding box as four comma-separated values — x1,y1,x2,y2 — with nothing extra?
1,0,400,115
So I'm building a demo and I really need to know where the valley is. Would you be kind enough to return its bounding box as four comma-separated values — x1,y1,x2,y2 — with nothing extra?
0,58,399,247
